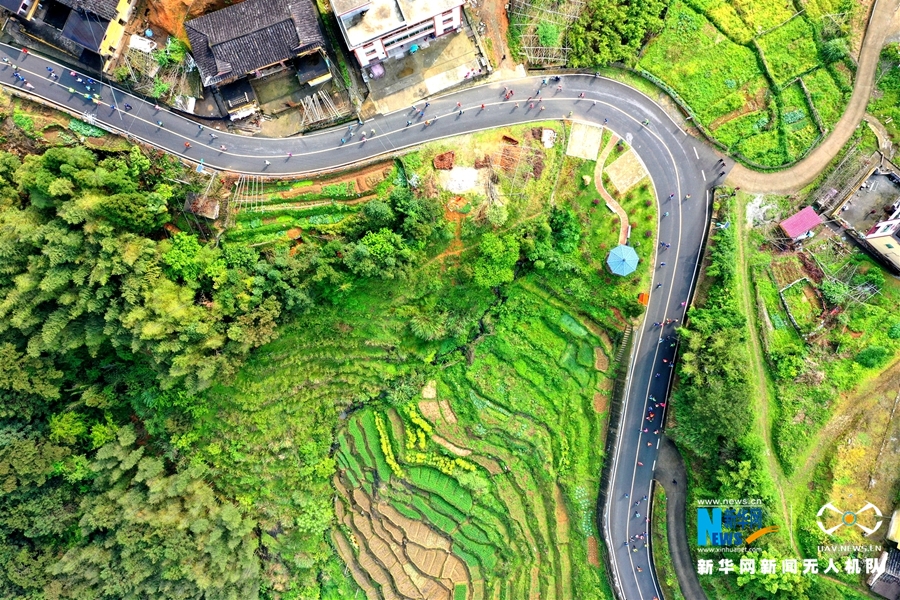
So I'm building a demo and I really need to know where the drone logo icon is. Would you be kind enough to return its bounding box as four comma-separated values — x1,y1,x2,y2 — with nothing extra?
817,502,883,536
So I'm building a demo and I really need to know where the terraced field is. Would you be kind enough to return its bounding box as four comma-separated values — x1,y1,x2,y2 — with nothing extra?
223,162,397,246
332,284,615,600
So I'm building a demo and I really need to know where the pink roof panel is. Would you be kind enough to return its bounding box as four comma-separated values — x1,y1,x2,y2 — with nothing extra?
780,206,823,238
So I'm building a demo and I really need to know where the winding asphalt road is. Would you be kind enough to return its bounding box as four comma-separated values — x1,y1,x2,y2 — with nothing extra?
0,42,724,599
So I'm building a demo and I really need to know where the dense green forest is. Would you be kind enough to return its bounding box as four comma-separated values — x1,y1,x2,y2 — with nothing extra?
0,124,624,597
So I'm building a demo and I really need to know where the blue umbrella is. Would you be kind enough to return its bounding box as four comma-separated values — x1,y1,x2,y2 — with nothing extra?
606,244,639,276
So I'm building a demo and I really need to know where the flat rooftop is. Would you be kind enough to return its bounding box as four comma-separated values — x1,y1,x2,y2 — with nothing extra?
837,173,900,235
339,0,461,48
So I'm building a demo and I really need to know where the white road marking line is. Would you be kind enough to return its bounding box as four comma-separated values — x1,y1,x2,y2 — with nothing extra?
701,170,706,181
652,460,657,471
693,146,699,159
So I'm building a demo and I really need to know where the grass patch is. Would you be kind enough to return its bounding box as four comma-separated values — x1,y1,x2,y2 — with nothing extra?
651,486,686,600
803,67,847,129
757,17,820,86
780,82,819,160
640,2,768,125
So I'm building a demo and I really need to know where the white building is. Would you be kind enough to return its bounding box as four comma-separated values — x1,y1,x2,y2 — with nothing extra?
332,0,465,67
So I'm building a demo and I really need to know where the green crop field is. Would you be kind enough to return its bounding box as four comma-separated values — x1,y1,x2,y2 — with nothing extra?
638,0,855,168
870,44,900,146
757,17,820,86
803,67,847,129
779,82,820,160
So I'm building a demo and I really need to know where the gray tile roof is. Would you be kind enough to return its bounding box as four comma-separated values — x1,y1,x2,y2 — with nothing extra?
185,0,326,87
56,0,121,23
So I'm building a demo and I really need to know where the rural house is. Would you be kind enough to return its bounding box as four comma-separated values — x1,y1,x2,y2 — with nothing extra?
869,549,900,600
864,212,900,272
331,0,465,67
1,0,136,70
779,205,823,242
185,0,328,119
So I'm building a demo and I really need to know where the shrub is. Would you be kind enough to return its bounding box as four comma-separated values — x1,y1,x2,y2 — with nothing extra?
12,111,36,137
888,323,900,340
537,22,560,47
821,38,849,63
855,345,890,368
69,119,106,138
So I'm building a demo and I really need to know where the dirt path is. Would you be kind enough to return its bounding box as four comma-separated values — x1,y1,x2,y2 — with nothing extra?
735,197,797,554
475,0,514,69
593,134,631,246
726,0,900,193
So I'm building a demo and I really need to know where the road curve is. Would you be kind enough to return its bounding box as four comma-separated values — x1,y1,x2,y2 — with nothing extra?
726,0,900,193
0,43,723,599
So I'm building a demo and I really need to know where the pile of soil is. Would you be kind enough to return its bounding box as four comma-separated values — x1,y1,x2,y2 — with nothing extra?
433,151,455,170
501,135,519,146
143,0,232,41
499,146,521,172
474,155,491,169
533,156,545,179
799,252,825,283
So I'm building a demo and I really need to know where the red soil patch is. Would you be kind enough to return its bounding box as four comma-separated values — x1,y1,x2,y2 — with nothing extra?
709,86,770,131
594,347,609,372
474,155,491,169
587,536,600,567
143,0,231,41
433,151,455,170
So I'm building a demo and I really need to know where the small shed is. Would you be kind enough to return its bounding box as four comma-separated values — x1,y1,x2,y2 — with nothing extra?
888,508,900,544
780,206,823,241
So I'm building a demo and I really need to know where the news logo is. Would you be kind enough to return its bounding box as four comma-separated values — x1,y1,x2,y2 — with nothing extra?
816,502,883,536
697,504,778,547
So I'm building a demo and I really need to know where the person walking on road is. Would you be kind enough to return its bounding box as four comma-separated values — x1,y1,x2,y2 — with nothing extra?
124,103,132,110
184,142,191,149
156,121,163,127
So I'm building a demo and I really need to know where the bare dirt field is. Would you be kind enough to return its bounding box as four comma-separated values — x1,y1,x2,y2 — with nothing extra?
605,149,648,194
138,0,232,41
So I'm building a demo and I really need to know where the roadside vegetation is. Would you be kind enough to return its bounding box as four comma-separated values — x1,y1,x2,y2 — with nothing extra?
671,194,876,600
870,43,900,146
